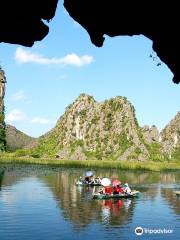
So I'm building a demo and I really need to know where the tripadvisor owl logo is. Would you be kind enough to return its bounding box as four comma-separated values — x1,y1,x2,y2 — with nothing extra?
135,227,143,235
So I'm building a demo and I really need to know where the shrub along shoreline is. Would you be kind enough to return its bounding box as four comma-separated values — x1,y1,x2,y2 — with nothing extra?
0,156,179,171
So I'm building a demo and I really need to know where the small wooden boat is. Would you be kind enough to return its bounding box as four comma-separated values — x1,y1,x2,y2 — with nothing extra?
76,180,101,186
93,190,140,199
175,191,180,196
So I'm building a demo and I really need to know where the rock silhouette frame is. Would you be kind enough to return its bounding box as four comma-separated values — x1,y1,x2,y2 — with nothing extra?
0,0,179,83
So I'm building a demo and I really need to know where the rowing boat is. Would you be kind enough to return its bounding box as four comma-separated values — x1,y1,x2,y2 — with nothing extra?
76,180,101,186
93,190,140,199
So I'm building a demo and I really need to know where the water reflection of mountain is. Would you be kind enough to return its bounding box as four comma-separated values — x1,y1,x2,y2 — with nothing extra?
160,171,180,215
161,188,180,215
0,165,63,188
119,171,180,201
0,168,33,189
1,166,179,226
160,172,180,184
43,170,179,228
42,172,136,228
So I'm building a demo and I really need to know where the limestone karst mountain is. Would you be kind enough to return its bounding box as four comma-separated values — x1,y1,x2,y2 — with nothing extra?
4,94,180,161
34,94,162,161
160,112,180,160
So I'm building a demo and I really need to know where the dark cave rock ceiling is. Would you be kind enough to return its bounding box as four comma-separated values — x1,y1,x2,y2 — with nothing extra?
0,0,58,46
0,0,179,83
64,1,179,84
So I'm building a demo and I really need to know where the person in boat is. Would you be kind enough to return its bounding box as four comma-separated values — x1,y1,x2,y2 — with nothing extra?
123,183,131,194
99,187,105,194
98,186,112,195
94,176,101,184
85,175,96,184
85,176,91,183
105,186,112,195
90,176,95,184
113,184,123,195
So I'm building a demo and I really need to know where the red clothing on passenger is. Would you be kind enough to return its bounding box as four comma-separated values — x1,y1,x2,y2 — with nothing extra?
105,186,112,195
117,186,123,193
113,186,123,194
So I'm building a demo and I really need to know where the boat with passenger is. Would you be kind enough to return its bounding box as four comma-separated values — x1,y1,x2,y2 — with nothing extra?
93,178,140,199
76,171,102,186
93,190,140,199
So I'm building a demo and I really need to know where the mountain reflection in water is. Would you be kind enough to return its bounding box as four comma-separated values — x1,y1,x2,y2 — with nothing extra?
41,171,138,228
0,167,179,240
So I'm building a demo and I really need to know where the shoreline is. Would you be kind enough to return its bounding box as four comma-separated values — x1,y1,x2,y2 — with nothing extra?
0,157,179,171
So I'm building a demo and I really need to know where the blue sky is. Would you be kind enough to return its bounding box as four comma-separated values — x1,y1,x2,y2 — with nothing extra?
0,2,179,137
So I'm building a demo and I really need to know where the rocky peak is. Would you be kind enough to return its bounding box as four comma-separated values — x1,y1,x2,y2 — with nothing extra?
160,112,180,155
75,93,95,102
36,94,150,161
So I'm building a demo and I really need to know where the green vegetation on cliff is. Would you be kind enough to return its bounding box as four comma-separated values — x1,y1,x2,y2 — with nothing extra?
0,109,6,151
32,94,152,161
14,94,178,163
2,94,180,165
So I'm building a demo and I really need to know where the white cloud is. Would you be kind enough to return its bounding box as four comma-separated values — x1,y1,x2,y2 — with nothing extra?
12,90,26,101
6,109,26,122
15,47,93,67
31,117,50,124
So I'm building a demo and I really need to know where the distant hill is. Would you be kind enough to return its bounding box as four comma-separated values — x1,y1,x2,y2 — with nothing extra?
6,124,37,151
34,93,162,161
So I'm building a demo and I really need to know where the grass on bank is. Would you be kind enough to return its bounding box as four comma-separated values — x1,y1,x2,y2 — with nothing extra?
0,155,179,171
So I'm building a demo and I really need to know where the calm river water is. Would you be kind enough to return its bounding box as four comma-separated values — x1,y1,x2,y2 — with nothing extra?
0,165,179,240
